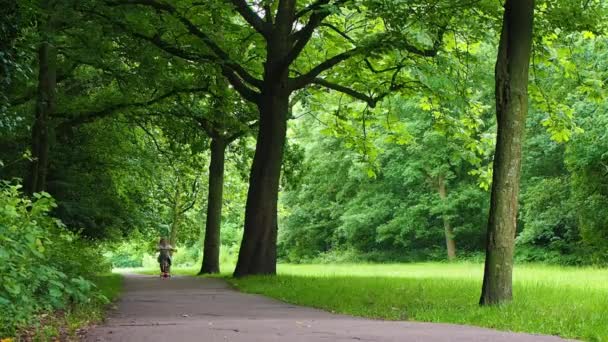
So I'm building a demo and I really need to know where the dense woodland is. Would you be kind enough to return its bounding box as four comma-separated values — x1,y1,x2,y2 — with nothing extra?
1,0,607,335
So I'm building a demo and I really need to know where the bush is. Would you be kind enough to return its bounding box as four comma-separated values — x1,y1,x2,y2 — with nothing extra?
172,244,201,267
109,250,143,268
105,241,146,268
0,182,109,336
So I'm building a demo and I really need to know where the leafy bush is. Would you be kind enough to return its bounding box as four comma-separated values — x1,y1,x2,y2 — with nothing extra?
108,250,143,268
172,245,201,267
105,241,146,268
0,182,109,336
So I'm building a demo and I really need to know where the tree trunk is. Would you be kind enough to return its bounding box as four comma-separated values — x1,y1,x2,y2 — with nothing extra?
233,17,292,277
27,41,56,195
480,0,535,306
169,180,182,249
233,94,287,277
199,138,226,275
437,176,456,261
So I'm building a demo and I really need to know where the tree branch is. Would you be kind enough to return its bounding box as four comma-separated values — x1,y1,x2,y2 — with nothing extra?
294,0,350,18
87,8,211,63
286,0,352,67
401,26,447,57
179,176,200,214
106,0,263,89
135,120,175,166
229,0,271,37
195,117,220,139
263,5,273,23
55,86,209,128
289,47,360,90
220,68,261,103
310,78,377,107
10,62,79,106
286,0,331,66
319,22,355,43
226,120,257,142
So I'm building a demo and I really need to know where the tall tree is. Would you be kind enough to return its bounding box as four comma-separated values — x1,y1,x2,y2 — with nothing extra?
27,0,56,195
100,0,447,276
479,0,535,305
194,100,254,275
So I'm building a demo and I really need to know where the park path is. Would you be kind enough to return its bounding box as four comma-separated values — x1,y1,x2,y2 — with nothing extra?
85,274,568,342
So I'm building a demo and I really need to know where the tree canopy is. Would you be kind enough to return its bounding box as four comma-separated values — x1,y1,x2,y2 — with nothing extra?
1,3,607,333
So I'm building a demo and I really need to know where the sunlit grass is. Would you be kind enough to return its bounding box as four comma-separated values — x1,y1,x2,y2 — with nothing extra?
227,263,608,341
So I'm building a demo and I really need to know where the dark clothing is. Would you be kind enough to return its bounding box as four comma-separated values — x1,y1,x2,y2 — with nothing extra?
157,250,172,265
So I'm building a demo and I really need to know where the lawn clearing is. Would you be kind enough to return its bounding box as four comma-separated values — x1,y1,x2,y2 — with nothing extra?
228,263,608,341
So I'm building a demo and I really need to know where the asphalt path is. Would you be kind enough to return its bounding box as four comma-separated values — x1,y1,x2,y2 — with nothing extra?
85,274,569,342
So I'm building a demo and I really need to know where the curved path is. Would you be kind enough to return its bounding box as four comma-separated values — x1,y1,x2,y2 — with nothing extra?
85,274,568,342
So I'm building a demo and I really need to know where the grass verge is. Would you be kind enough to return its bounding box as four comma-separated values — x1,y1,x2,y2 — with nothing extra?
227,263,608,341
15,273,123,341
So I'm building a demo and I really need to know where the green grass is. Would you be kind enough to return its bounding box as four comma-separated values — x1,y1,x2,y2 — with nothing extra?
226,263,608,341
94,273,123,301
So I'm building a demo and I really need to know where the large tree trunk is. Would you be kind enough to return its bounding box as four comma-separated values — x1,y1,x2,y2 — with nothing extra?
233,91,288,277
437,176,456,261
27,41,56,195
480,0,535,306
199,138,226,275
233,14,292,277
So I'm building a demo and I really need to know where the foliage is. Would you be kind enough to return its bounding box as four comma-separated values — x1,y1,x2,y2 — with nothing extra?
278,29,608,267
0,182,110,336
279,95,492,262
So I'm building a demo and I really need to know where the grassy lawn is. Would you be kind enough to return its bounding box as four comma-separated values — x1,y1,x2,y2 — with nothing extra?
226,263,608,341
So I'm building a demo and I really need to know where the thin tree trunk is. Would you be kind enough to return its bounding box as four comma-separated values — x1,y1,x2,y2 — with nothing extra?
480,0,535,306
169,180,182,249
27,41,55,195
199,138,226,274
437,176,456,261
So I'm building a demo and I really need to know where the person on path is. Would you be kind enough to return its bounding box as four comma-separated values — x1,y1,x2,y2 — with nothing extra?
157,237,174,274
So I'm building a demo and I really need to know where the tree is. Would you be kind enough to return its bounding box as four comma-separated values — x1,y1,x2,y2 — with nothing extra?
99,0,450,276
278,91,493,263
188,82,256,275
479,0,535,305
136,121,203,247
26,0,57,195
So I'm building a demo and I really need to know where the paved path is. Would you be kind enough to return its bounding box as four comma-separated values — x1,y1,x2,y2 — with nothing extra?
85,274,568,342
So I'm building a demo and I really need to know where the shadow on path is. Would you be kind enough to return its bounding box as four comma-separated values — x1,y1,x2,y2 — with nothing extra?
85,274,568,342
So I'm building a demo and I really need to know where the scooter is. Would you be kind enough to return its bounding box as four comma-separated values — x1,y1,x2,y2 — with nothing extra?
160,259,171,279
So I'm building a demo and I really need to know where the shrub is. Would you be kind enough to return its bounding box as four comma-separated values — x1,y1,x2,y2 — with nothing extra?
0,182,108,336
